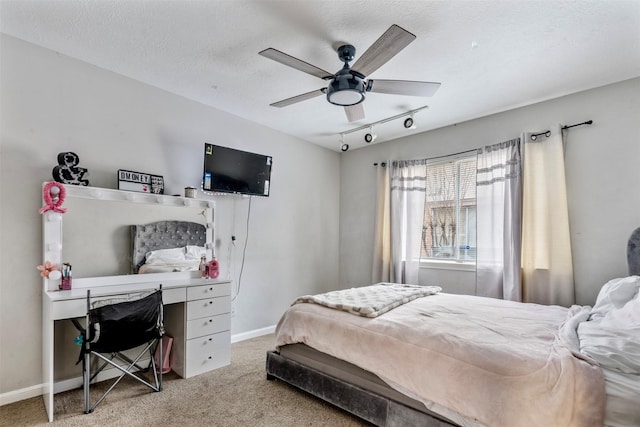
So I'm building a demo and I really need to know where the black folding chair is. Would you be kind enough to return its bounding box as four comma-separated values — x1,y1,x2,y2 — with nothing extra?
77,288,164,414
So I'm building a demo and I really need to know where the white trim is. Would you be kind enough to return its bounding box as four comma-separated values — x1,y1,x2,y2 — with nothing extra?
0,362,153,406
231,325,276,343
0,384,44,406
53,363,151,395
420,260,476,272
1,326,277,406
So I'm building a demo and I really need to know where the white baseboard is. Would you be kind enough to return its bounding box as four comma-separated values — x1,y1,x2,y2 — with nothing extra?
231,324,276,343
0,361,151,407
53,363,134,394
2,327,276,407
0,384,44,406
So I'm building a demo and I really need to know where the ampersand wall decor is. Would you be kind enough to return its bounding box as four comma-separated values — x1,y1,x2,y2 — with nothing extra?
52,152,89,186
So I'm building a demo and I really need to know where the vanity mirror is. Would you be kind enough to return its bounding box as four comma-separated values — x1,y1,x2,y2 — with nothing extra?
42,184,214,290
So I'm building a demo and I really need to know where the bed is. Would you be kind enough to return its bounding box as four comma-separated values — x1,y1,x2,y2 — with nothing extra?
130,220,207,274
266,228,640,427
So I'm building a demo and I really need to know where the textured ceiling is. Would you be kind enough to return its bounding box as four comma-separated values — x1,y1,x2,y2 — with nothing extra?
1,0,639,151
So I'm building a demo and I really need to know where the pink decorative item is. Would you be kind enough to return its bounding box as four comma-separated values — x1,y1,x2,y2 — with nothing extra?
39,181,67,214
61,276,72,290
208,259,220,279
154,335,173,374
37,261,59,279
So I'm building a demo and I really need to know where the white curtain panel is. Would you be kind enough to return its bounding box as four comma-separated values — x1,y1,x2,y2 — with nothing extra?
522,127,575,306
389,160,427,284
372,163,391,283
476,138,522,300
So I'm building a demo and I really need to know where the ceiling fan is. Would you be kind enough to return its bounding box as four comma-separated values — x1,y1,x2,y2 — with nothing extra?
259,24,441,123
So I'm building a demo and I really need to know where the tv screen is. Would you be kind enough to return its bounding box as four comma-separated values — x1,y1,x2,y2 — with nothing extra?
203,144,272,197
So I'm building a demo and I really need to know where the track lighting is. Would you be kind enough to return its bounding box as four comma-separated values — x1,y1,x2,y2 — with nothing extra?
336,105,429,149
364,126,377,143
404,114,416,130
339,134,349,152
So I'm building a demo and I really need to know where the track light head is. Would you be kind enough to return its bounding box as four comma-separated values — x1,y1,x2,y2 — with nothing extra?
364,126,377,143
404,116,416,129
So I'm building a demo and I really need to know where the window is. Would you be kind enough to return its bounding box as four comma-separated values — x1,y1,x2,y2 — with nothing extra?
421,156,477,263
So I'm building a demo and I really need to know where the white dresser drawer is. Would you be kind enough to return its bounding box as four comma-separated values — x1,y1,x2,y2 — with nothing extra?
163,287,186,305
186,331,231,377
187,282,231,301
186,296,230,320
186,313,231,339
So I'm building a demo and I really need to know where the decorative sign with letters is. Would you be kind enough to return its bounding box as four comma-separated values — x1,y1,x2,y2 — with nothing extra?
117,169,164,194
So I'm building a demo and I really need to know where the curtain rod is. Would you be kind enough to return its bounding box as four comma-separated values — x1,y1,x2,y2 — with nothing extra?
561,120,593,130
373,148,478,167
531,120,593,141
376,119,594,165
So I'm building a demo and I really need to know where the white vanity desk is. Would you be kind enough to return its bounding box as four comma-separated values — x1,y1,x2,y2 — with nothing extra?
41,184,231,422
45,274,226,319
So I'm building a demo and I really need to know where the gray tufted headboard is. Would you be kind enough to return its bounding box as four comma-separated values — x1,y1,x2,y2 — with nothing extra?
628,226,640,276
130,221,206,273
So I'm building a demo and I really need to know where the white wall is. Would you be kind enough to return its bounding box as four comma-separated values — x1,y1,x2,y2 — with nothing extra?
340,78,640,305
0,35,341,395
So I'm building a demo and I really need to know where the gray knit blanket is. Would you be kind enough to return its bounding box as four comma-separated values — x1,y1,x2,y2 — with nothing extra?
293,282,441,318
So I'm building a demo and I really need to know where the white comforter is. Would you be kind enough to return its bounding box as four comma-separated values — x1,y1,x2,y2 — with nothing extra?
275,291,605,427
575,276,640,427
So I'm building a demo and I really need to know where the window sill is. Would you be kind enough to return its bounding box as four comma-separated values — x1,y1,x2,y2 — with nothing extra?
420,260,476,272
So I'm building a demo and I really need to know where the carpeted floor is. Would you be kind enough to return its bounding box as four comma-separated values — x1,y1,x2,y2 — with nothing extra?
0,334,371,426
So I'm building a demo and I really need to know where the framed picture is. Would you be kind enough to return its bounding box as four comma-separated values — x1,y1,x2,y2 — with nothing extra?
117,169,164,194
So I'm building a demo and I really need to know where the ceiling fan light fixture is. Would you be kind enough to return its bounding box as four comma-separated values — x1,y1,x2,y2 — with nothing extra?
261,26,440,125
327,88,364,106
326,72,366,106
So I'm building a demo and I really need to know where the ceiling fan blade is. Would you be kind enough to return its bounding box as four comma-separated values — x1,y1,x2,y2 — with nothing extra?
344,103,365,122
270,89,325,108
368,79,441,97
259,48,334,80
351,24,416,77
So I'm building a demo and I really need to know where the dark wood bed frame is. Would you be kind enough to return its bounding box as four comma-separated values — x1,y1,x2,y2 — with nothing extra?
265,227,640,427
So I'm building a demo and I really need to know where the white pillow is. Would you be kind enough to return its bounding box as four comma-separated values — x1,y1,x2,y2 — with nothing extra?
590,275,640,319
144,247,187,265
138,260,200,274
185,245,206,260
578,276,640,374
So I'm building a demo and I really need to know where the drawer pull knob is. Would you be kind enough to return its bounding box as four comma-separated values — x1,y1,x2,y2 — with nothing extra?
209,301,213,305
209,287,213,291
208,356,212,360
209,319,213,323
209,338,213,341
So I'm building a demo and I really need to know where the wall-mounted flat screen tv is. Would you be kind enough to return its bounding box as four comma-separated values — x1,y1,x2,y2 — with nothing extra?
203,143,272,197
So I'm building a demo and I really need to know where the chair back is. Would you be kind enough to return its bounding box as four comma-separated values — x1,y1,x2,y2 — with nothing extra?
89,290,162,353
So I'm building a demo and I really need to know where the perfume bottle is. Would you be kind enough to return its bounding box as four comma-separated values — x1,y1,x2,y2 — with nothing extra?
199,255,208,278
